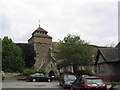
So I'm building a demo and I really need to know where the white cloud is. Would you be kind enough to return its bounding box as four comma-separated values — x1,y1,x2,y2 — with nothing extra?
0,0,119,46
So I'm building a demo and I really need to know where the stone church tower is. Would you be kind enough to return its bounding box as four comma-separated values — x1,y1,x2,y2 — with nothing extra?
28,25,59,77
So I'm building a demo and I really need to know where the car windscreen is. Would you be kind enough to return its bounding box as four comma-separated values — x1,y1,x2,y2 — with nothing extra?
64,75,76,81
86,78,104,85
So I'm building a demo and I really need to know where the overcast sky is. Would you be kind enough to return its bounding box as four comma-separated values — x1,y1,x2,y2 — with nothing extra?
0,0,119,46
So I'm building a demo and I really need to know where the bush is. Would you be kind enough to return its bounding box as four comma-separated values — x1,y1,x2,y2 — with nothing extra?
21,68,45,76
85,69,94,76
75,69,94,78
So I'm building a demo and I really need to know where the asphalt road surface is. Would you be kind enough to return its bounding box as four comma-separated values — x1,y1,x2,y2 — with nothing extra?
2,80,69,90
1,73,111,90
1,73,67,90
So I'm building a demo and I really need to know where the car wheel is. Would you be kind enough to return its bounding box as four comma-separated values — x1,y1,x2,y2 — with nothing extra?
63,86,66,89
70,86,74,90
81,88,85,90
48,79,51,82
32,79,36,82
59,83,62,86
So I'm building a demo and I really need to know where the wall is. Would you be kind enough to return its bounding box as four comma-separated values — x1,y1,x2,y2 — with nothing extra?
97,62,120,82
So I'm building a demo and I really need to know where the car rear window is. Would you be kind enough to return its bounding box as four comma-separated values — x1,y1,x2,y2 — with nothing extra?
64,75,76,81
86,78,104,85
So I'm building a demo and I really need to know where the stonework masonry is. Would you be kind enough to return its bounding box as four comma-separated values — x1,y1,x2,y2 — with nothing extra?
28,26,59,78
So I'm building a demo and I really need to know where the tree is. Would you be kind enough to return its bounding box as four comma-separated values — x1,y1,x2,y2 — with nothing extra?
2,37,25,72
56,34,94,72
17,43,36,68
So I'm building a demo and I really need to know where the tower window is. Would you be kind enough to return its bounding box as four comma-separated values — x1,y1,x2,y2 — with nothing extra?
37,31,39,33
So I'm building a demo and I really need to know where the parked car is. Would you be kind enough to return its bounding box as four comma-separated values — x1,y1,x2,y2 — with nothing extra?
26,73,52,82
59,74,76,88
109,82,120,90
71,75,107,90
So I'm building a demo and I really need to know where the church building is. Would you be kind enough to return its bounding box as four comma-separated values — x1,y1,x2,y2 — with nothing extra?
28,25,59,78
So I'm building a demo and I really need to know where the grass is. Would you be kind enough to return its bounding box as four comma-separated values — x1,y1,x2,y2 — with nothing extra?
105,82,111,85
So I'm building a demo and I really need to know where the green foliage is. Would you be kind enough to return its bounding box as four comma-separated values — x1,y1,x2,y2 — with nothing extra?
17,43,36,68
2,36,25,72
105,82,111,85
21,68,45,76
85,69,94,76
56,34,94,72
57,60,72,70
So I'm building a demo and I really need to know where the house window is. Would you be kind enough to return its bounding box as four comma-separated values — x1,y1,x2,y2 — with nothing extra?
42,59,44,63
98,63,106,73
98,65,101,71
41,43,46,48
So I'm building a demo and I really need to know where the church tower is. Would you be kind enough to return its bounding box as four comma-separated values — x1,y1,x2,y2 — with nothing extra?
28,25,52,69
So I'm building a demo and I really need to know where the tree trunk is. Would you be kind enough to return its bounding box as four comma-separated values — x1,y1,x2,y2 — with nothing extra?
73,65,79,73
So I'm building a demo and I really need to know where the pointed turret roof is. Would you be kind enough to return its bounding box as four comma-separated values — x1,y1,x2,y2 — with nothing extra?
32,27,48,35
28,26,52,42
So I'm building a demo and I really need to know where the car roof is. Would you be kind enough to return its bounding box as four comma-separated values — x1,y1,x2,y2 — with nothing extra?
30,73,44,75
82,76,101,79
111,82,120,85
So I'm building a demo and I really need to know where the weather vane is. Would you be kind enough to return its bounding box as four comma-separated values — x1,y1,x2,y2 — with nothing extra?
39,20,40,27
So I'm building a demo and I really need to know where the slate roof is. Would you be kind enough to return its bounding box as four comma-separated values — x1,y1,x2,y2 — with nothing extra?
28,27,52,41
34,27,48,33
33,34,52,39
95,42,120,65
115,42,120,48
98,48,119,62
40,63,48,69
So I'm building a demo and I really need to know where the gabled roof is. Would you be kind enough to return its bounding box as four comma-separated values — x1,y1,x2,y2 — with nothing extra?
115,42,120,48
99,48,118,62
40,63,48,69
95,47,120,65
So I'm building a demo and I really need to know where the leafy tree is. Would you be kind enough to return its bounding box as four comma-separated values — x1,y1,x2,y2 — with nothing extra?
17,43,36,68
21,68,45,76
56,34,94,72
2,37,25,72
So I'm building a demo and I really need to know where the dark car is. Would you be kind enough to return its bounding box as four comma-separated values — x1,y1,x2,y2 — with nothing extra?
71,75,107,90
109,82,120,90
59,74,76,88
26,73,52,82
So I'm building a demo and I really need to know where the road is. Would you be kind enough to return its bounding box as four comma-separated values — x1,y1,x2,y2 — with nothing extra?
2,80,63,88
2,80,111,90
1,73,111,90
1,73,68,90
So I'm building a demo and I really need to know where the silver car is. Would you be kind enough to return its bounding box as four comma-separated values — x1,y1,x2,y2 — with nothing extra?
59,74,76,88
